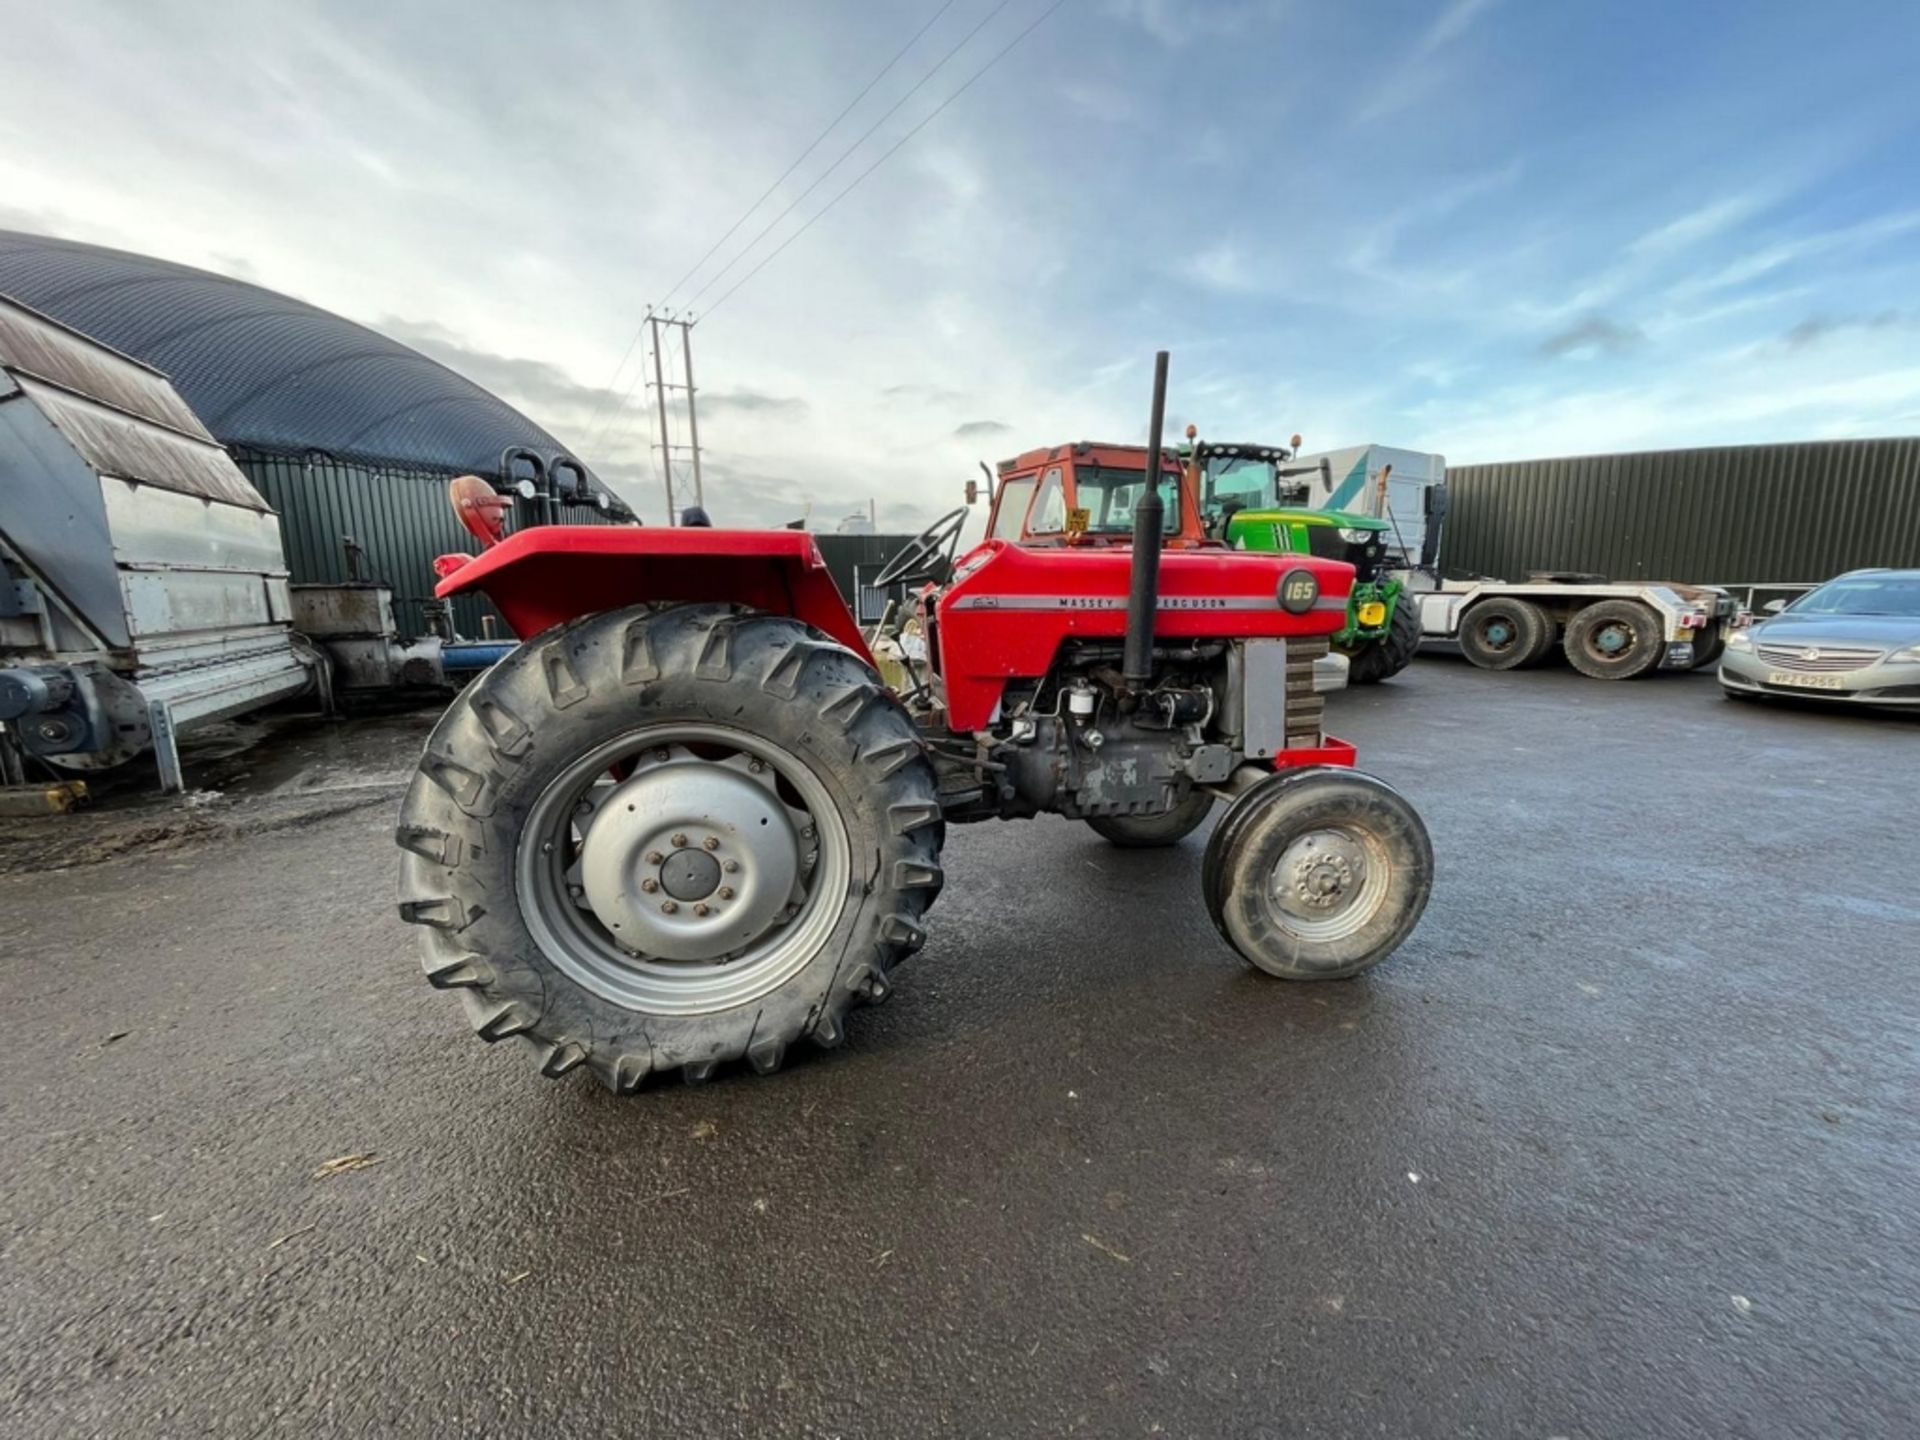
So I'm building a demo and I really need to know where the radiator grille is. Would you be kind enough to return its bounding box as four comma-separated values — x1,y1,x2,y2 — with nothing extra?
1286,639,1328,747
1755,643,1882,673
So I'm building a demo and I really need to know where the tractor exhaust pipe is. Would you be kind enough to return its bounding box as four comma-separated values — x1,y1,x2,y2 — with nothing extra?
1123,350,1171,687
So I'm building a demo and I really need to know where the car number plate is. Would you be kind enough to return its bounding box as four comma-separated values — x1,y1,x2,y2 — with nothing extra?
1767,671,1844,690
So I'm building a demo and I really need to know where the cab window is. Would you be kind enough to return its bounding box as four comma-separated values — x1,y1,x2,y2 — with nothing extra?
1077,464,1181,536
1027,468,1066,533
990,477,1036,539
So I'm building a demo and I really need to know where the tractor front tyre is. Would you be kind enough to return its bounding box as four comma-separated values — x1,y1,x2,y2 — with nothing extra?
395,602,945,1090
1458,597,1552,670
1086,788,1215,847
1564,599,1663,679
1202,768,1432,979
1345,599,1424,684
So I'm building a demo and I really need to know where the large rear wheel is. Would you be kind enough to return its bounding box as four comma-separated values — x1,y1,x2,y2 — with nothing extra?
396,603,945,1089
1203,768,1432,979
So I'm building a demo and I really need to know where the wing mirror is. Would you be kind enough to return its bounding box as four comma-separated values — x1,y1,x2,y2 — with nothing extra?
1762,598,1787,614
967,461,994,506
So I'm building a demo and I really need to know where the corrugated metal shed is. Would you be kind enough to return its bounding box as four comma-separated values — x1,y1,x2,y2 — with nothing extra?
1444,438,1920,585
242,449,621,640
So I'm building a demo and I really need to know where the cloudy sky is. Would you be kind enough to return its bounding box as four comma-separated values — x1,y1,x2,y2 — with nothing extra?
3,0,1918,530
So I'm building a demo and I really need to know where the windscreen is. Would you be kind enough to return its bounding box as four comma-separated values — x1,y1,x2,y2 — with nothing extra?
1076,464,1181,535
1202,455,1275,518
1789,575,1920,617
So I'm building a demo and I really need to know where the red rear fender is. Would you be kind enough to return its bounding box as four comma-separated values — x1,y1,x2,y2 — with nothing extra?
435,526,871,661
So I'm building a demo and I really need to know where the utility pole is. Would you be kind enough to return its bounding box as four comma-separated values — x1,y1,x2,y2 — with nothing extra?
679,321,704,509
644,308,705,522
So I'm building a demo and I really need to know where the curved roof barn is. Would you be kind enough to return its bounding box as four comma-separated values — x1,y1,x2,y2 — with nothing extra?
0,229,584,479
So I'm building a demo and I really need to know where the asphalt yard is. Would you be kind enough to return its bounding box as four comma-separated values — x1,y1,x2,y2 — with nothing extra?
2,657,1915,1437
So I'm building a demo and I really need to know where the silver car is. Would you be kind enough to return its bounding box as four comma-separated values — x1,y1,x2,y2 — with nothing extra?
1720,569,1920,708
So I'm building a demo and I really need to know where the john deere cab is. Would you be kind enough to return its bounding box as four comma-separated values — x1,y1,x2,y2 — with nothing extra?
1194,438,1440,685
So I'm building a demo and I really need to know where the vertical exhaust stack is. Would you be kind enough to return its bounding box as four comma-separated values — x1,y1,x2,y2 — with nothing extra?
1123,350,1171,686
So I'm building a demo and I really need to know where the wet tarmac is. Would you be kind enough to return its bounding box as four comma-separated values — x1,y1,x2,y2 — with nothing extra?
1,661,1915,1437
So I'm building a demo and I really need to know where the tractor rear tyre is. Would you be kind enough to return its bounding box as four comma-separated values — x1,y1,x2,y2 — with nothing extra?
1202,768,1432,979
1564,599,1663,679
396,602,945,1090
1086,788,1214,847
1458,598,1552,670
1346,598,1424,684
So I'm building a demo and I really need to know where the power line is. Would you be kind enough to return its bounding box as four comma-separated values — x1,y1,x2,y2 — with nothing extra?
701,0,1067,320
656,0,961,311
588,1,1016,460
579,0,960,447
683,0,1018,311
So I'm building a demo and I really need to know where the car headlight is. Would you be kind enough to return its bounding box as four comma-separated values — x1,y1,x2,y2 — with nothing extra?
1725,629,1754,651
1890,642,1920,663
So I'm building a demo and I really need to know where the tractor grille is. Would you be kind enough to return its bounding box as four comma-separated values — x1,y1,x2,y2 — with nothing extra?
1287,639,1328,747
1756,643,1882,673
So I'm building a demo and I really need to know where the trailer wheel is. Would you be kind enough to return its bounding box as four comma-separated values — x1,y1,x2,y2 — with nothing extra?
396,603,945,1090
1346,599,1424,684
1458,598,1550,670
1202,768,1432,979
1086,788,1214,847
1564,599,1663,679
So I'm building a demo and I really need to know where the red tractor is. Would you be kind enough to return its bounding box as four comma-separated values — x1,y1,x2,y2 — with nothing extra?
398,356,1433,1089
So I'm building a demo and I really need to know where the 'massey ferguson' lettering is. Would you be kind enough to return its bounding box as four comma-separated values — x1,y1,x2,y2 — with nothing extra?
951,595,1267,612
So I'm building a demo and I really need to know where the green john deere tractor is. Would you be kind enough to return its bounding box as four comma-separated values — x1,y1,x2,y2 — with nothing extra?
1190,439,1429,685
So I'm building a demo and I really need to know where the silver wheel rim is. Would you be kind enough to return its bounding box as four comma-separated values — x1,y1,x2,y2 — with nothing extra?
1262,824,1392,943
517,722,851,1016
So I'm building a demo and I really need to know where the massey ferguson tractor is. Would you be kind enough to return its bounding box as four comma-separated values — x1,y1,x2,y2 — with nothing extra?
397,355,1433,1090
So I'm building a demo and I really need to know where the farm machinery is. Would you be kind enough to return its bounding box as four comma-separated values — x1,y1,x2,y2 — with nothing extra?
398,356,1433,1090
976,432,1439,684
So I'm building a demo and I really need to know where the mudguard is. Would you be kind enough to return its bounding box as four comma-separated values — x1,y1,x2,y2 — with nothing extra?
435,527,873,661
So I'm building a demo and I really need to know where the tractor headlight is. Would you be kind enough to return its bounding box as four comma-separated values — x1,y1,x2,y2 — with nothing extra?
1725,629,1754,652
1278,568,1320,614
1337,527,1373,544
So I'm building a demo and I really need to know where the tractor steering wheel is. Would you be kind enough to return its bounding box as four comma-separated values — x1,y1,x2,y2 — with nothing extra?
871,507,968,590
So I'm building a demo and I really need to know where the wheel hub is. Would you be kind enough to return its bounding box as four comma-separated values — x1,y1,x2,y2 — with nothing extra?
1275,831,1369,919
578,759,800,962
659,848,722,901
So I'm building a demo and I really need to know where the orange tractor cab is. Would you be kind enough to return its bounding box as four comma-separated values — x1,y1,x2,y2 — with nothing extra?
397,354,1433,1092
972,441,1207,548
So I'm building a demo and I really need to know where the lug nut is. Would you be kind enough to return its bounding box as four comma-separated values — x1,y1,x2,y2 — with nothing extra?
717,886,734,900
703,836,720,851
671,833,688,847
654,748,671,761
723,860,740,873
661,900,679,914
801,826,815,842
646,851,663,864
640,878,658,893
567,883,583,897
748,760,765,774
694,903,711,917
